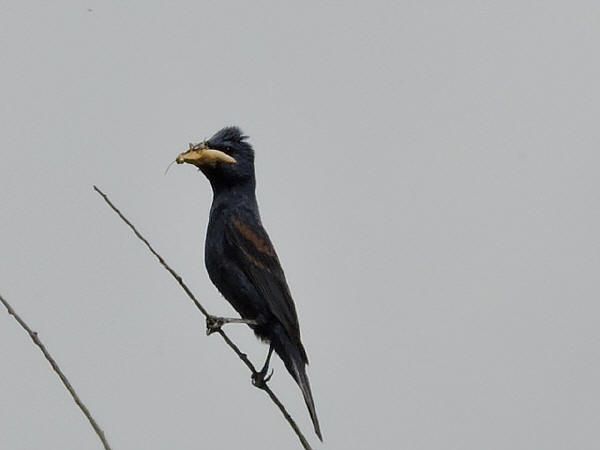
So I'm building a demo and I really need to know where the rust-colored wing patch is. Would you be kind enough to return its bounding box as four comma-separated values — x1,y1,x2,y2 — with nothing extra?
232,217,276,256
238,246,266,269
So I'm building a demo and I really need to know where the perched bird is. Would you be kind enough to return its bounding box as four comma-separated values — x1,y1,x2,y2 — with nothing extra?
175,126,322,440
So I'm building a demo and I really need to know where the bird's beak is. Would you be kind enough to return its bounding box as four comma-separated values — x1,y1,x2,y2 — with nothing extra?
176,142,236,167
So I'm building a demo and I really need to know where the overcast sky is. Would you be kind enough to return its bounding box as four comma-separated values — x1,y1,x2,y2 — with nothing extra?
1,1,599,449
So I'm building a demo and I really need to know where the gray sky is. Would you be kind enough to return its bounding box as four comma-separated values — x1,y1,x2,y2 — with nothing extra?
1,1,599,449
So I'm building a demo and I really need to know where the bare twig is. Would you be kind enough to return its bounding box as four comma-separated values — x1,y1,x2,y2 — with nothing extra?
0,294,112,450
93,185,313,450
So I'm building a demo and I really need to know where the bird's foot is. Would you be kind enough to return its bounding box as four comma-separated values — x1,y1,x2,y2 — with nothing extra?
206,315,258,335
206,315,225,335
252,367,274,390
252,343,275,389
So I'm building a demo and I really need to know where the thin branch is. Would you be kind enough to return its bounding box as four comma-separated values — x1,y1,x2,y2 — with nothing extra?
0,294,112,450
93,185,313,450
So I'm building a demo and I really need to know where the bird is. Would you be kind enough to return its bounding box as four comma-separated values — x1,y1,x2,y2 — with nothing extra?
175,126,322,440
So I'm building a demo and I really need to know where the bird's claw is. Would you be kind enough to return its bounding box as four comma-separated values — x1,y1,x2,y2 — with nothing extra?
252,368,274,389
206,315,224,335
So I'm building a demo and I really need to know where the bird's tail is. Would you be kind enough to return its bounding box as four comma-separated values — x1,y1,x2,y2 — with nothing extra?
272,326,322,441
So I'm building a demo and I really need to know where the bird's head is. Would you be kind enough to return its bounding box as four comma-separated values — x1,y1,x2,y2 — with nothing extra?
176,126,255,189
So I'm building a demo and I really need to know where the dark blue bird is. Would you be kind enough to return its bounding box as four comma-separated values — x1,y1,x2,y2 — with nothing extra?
176,126,322,440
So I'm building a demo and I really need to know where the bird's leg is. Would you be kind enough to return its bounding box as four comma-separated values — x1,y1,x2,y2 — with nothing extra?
252,343,275,389
205,315,258,335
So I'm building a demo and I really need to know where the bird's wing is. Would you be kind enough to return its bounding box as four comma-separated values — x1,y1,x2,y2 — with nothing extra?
224,209,302,344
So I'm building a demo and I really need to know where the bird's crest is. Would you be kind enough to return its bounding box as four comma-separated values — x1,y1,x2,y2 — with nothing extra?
209,126,248,145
